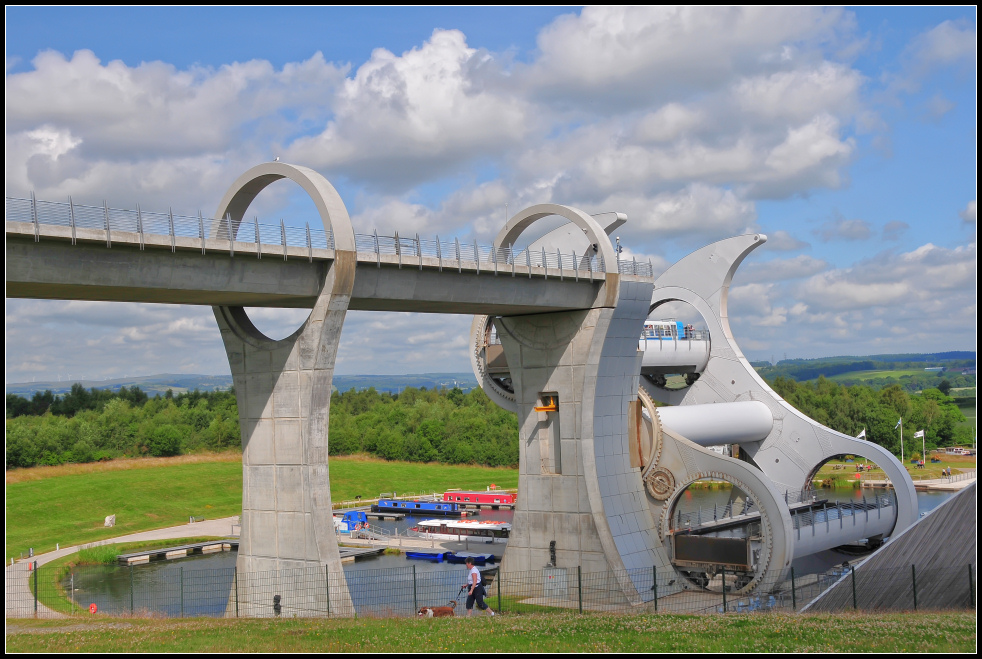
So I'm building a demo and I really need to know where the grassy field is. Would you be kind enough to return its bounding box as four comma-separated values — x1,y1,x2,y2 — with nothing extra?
5,611,976,652
824,369,925,382
812,454,976,483
5,454,517,561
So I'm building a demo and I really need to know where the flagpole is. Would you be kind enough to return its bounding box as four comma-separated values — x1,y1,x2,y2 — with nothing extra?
900,419,904,463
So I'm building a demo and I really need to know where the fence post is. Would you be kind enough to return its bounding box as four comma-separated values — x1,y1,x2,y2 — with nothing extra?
326,566,332,617
412,565,418,614
577,566,583,614
790,566,796,611
652,566,658,612
497,569,502,613
169,208,176,253
130,565,135,614
851,565,857,610
721,568,726,613
911,564,917,610
33,561,38,617
180,566,184,618
234,567,239,618
969,564,975,609
103,200,112,248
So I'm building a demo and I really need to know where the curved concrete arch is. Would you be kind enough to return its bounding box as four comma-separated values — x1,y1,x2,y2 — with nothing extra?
470,315,517,413
495,203,620,307
210,162,356,616
495,203,617,269
210,161,356,253
648,233,918,538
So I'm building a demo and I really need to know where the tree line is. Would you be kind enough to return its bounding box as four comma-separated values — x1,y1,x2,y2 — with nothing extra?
5,384,518,470
6,377,969,470
769,376,970,456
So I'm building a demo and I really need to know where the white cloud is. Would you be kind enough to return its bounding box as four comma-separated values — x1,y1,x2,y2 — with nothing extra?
960,200,977,224
906,19,977,73
813,211,872,242
526,6,851,107
285,30,533,191
731,63,863,122
764,230,810,251
738,255,829,284
882,221,909,241
796,242,976,312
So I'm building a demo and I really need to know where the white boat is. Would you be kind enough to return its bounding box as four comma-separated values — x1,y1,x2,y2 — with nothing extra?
411,519,511,543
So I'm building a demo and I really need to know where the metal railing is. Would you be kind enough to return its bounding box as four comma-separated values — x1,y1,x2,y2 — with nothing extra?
7,559,974,619
6,195,657,278
790,491,896,534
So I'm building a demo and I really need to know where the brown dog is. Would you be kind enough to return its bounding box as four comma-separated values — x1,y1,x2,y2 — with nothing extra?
418,600,457,617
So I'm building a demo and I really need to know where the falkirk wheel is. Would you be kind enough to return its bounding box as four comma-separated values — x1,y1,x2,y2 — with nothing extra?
471,216,918,602
5,161,919,613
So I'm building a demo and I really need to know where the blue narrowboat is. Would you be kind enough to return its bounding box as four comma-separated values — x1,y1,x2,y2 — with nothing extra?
371,499,463,516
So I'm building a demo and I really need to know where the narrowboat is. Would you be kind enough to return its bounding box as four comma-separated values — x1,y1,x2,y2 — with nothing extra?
442,491,516,508
371,499,463,516
411,519,511,543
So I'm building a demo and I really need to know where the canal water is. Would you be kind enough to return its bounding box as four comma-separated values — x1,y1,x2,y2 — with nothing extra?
64,488,955,616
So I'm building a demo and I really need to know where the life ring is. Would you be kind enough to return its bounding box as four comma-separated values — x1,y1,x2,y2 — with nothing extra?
89,603,98,614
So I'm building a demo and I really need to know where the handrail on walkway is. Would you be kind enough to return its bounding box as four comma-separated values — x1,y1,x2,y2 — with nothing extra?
7,195,657,278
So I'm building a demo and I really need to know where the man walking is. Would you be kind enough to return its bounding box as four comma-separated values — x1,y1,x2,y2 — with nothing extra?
464,556,495,617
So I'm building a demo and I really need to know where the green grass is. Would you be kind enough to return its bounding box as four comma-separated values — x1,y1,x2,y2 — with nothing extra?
5,611,976,652
5,454,517,560
823,369,926,382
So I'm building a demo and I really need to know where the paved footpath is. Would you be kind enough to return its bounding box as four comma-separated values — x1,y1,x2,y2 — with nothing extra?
5,517,239,619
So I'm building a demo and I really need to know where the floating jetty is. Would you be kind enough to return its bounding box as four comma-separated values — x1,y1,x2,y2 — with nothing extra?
117,540,238,565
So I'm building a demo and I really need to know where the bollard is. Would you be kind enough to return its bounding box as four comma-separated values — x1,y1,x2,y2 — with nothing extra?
790,567,796,611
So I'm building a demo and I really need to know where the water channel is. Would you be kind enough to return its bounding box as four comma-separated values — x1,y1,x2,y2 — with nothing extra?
63,488,956,617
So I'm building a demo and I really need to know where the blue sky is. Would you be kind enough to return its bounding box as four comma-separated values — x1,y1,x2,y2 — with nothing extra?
5,7,976,382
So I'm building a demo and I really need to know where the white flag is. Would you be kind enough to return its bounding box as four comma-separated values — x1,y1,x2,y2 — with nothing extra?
914,430,925,438
856,429,866,439
895,418,902,430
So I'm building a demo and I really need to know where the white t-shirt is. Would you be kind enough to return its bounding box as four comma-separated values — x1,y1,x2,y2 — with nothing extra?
468,565,481,589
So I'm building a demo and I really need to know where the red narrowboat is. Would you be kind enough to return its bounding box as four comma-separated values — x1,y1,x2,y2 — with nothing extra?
442,490,515,507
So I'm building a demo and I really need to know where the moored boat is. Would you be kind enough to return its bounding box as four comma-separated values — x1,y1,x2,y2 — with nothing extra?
411,519,511,543
372,499,463,516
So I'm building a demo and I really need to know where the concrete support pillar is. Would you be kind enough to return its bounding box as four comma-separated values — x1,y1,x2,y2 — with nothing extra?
489,204,667,605
211,163,356,617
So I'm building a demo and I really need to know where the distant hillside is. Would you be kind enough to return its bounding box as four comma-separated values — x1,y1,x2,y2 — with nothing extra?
5,374,233,398
754,352,976,393
6,372,478,398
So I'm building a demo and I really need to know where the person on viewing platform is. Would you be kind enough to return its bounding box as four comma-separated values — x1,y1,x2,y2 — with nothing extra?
464,556,494,617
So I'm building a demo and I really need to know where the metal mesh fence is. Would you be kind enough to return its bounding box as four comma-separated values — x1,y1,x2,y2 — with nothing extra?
6,560,974,619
